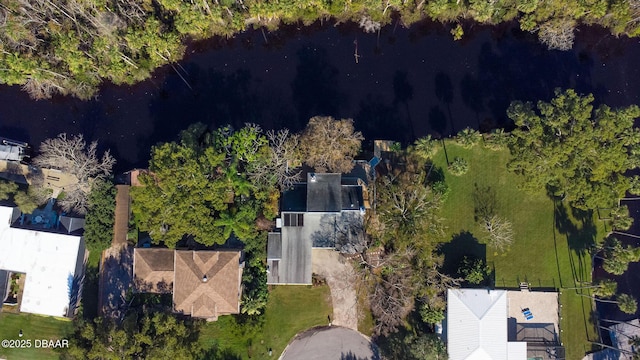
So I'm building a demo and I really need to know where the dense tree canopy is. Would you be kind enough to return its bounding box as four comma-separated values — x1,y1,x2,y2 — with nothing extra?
507,89,640,210
366,151,457,336
83,179,117,254
131,142,228,247
63,312,203,360
131,124,273,247
0,179,45,214
5,0,638,99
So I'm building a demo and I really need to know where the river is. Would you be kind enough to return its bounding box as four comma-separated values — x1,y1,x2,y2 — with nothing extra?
0,20,639,171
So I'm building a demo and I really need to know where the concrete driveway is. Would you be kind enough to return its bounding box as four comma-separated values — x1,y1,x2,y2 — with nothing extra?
312,249,358,330
280,326,379,360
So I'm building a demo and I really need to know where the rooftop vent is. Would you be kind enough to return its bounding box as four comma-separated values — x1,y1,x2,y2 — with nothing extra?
310,173,317,182
202,274,208,283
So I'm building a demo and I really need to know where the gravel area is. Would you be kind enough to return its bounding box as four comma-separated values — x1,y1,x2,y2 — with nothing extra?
312,249,358,330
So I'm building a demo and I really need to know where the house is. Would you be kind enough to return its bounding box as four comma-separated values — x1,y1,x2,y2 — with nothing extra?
267,172,366,285
446,288,564,360
133,248,243,321
0,206,86,318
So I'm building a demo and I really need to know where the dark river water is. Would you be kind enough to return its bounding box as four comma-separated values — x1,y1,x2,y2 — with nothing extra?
1,20,639,171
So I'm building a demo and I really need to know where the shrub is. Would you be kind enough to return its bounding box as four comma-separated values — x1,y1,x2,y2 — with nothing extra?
484,129,510,151
455,128,482,149
448,157,469,176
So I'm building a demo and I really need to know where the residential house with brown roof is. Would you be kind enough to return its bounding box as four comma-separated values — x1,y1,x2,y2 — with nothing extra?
133,248,243,321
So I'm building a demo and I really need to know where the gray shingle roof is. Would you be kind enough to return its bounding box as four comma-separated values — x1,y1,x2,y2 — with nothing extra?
267,233,282,260
307,173,342,212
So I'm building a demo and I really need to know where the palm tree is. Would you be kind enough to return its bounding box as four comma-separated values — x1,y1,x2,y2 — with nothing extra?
568,279,617,298
618,294,638,314
610,205,634,231
214,208,255,241
448,157,469,176
581,292,638,314
223,163,254,201
455,127,482,149
597,237,640,275
413,135,437,160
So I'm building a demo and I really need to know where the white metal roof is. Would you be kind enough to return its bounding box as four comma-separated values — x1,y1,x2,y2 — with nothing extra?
0,206,85,317
507,342,527,359
447,288,510,360
0,144,21,161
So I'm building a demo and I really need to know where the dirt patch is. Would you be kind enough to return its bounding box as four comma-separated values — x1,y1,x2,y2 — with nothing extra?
312,249,358,330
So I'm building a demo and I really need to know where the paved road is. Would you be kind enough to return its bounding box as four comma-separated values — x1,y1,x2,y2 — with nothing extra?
280,326,379,360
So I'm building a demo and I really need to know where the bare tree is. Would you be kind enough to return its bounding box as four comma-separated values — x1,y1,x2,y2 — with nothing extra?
34,133,115,182
359,15,381,33
248,128,302,190
482,215,514,252
299,116,364,174
369,249,418,336
33,133,115,213
537,18,576,51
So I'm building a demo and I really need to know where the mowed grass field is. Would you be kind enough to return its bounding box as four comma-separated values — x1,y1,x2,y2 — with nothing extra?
0,312,72,360
199,284,332,359
431,140,603,359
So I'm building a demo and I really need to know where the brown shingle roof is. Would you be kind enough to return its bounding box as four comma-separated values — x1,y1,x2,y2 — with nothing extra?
112,185,130,247
173,250,242,319
133,248,175,293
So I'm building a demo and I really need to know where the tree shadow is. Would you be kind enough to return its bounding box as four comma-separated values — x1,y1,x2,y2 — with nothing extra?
554,201,597,255
292,46,346,122
553,201,598,297
393,71,413,104
81,264,99,319
200,347,242,360
438,231,486,280
310,212,365,251
355,94,409,143
340,351,376,360
472,183,497,222
99,245,134,322
393,70,415,139
434,72,455,134
460,74,484,130
425,164,449,197
427,106,447,138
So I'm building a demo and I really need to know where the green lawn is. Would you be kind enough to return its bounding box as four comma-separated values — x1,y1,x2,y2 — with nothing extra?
0,313,72,360
199,284,332,359
432,140,602,359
